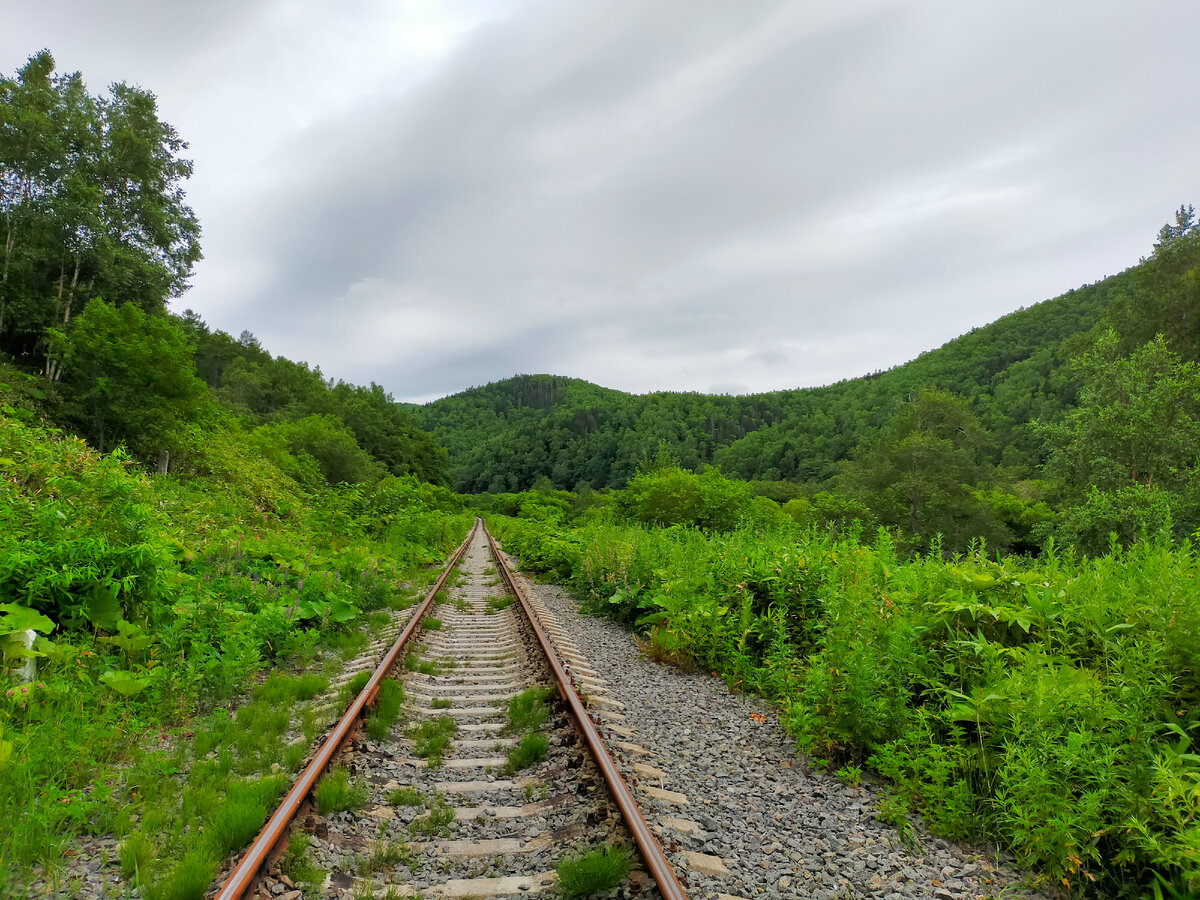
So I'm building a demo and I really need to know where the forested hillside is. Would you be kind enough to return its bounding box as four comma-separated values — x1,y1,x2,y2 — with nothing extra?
419,270,1124,492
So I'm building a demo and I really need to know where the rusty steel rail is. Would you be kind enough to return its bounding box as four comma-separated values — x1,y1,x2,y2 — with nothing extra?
216,521,477,900
482,519,690,900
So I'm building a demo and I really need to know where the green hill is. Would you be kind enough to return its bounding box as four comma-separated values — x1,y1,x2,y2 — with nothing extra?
419,269,1131,492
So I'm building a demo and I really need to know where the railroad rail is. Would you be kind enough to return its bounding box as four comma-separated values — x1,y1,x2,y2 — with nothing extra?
216,517,687,899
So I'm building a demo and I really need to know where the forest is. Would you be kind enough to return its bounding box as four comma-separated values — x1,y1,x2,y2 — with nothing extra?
421,226,1200,559
2,50,1198,899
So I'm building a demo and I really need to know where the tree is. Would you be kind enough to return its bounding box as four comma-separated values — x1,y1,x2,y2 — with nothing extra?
840,390,1004,551
1039,330,1200,549
49,298,214,459
1153,203,1197,253
1042,330,1200,496
0,50,200,365
256,415,383,485
1107,203,1200,362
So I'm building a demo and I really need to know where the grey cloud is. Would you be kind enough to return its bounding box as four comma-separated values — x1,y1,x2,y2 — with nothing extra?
8,1,1200,402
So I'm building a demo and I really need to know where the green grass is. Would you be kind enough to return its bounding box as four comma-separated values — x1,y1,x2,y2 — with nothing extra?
315,766,368,814
387,786,424,806
280,831,325,886
366,715,391,741
359,840,418,874
207,798,267,856
118,832,154,881
331,630,370,660
503,733,549,774
145,849,217,900
365,678,406,741
340,669,373,705
408,797,455,837
505,686,556,733
301,708,320,744
555,845,633,899
376,678,405,720
405,649,440,675
253,672,329,704
486,595,514,614
422,616,443,630
408,717,457,767
284,742,308,771
430,697,452,709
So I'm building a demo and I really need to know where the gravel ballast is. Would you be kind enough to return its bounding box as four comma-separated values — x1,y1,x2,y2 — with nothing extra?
513,565,1048,900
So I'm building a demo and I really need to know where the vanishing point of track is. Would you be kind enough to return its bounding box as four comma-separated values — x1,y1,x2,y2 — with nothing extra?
216,518,688,899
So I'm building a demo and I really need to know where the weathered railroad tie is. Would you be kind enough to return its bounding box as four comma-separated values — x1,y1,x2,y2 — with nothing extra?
216,519,687,900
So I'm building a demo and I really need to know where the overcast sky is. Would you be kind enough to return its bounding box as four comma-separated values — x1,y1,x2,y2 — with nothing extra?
6,1,1199,402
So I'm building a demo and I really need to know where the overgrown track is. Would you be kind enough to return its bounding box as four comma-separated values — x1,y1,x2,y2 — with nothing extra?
217,518,686,899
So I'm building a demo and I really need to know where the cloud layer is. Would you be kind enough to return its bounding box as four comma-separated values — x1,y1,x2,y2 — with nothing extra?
6,1,1200,401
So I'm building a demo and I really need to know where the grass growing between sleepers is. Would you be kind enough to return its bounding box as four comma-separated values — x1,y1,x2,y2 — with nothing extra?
486,595,514,614
503,732,549,775
359,840,418,874
408,795,456,837
339,669,373,706
387,786,424,806
505,686,556,733
144,849,217,900
408,716,458,767
404,643,442,675
555,844,633,899
365,677,405,741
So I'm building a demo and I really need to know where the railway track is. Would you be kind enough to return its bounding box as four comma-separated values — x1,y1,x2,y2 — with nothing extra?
216,519,686,900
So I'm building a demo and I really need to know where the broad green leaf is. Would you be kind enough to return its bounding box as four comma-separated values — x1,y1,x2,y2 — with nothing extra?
100,669,155,697
328,599,360,624
84,585,122,630
295,598,327,621
0,603,56,636
0,633,46,659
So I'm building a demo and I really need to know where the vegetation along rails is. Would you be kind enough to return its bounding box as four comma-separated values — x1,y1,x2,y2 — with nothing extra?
217,518,687,900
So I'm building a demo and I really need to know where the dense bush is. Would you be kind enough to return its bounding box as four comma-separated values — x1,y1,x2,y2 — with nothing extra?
493,510,1200,896
615,466,785,531
0,404,470,889
0,415,168,626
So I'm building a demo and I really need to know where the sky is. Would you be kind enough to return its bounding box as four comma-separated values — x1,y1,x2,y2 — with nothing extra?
5,1,1200,403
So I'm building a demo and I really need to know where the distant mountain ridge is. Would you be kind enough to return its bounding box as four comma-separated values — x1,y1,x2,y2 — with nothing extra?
417,269,1132,492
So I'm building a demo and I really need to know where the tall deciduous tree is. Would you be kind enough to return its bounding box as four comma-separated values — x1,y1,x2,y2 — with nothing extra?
0,50,200,364
1042,329,1200,497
